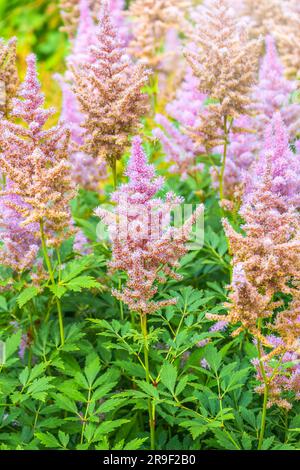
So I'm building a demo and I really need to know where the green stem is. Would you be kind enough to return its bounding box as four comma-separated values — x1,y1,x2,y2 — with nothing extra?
140,313,155,450
257,320,268,450
118,278,124,321
40,222,64,346
219,115,229,202
111,157,117,190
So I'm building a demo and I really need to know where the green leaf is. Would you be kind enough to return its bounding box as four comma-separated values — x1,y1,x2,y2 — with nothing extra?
124,438,148,450
160,363,177,394
54,393,78,414
84,354,100,386
175,375,189,396
27,376,54,401
35,432,60,449
136,380,159,399
93,419,130,442
261,436,275,450
205,345,222,373
0,296,7,311
58,431,69,448
49,285,67,299
19,367,30,387
5,331,22,360
17,286,39,308
66,275,101,292
96,397,126,414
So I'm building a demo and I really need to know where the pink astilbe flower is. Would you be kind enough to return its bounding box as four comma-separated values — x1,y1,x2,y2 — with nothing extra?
72,1,150,168
252,344,300,410
67,0,97,71
0,37,18,117
0,54,75,247
153,69,206,179
95,136,203,315
73,229,92,255
207,114,300,408
184,0,261,150
56,75,107,191
0,182,39,272
244,113,300,211
253,35,300,138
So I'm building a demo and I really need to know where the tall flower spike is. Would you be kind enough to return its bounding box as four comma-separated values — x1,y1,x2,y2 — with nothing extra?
0,37,19,117
128,0,190,68
252,35,300,138
72,1,150,172
244,113,300,211
59,0,129,43
95,136,203,315
153,68,206,180
185,0,261,149
0,54,75,247
273,2,300,78
236,0,285,39
208,114,300,350
0,182,39,272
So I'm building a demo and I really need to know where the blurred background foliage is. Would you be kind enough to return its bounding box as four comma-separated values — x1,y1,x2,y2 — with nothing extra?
0,0,132,121
0,0,70,120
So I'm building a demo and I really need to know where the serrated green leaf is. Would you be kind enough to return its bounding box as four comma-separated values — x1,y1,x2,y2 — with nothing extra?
160,363,177,394
49,285,67,299
66,275,101,292
35,432,60,449
17,286,39,308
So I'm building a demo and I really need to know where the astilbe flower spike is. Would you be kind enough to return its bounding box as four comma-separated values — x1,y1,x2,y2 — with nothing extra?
72,1,150,180
0,54,75,247
153,68,206,180
234,0,285,39
95,136,203,315
184,0,261,151
128,0,190,69
59,0,129,43
208,113,300,409
273,1,300,78
252,35,300,139
0,37,18,117
55,74,107,192
0,182,39,272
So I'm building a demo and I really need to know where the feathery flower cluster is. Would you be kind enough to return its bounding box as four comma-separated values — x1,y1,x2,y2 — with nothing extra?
0,37,18,117
208,114,300,407
236,0,284,38
128,0,189,68
273,1,300,78
95,136,203,315
72,2,150,168
59,0,82,39
153,68,206,179
60,0,129,43
56,74,107,191
253,35,300,138
185,0,261,149
244,113,300,210
0,183,39,272
0,54,75,247
252,338,300,409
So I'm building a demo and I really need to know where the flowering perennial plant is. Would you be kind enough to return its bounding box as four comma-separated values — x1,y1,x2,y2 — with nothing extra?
72,2,150,180
2,0,300,454
96,136,203,315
